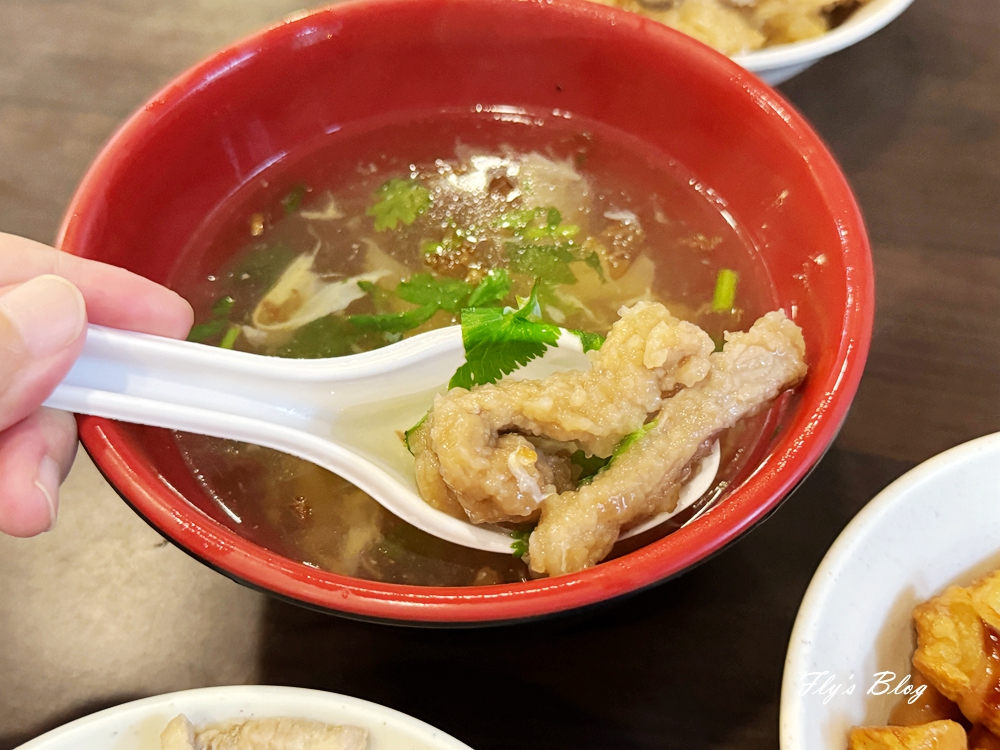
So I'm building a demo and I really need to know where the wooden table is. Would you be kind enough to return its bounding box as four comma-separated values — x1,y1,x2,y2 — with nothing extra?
0,1,997,747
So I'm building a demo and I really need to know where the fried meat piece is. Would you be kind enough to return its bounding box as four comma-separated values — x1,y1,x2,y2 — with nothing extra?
161,715,369,750
969,726,1000,750
528,310,806,576
914,573,1000,735
969,571,1000,632
416,302,715,523
847,721,967,750
889,669,966,727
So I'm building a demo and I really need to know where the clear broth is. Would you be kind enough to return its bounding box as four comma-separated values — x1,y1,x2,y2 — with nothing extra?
166,108,778,586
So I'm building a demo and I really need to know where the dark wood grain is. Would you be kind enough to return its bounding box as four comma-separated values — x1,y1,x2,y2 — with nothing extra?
0,0,997,747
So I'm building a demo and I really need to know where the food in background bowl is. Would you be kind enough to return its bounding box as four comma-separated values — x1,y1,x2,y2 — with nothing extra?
58,0,871,623
162,714,368,750
846,569,1000,750
587,0,916,86
15,686,472,750
780,434,1000,750
588,0,872,54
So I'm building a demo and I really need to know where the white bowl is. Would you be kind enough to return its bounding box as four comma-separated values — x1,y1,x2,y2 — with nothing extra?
779,432,1000,750
14,686,473,750
733,0,916,85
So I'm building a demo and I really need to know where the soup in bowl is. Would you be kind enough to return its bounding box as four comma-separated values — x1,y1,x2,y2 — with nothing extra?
58,0,872,624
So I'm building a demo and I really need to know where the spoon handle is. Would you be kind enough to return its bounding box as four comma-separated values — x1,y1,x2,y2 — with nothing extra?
42,323,523,553
43,323,474,429
44,325,330,435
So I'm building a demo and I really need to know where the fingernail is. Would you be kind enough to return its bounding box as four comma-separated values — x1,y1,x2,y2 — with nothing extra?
34,455,61,531
0,275,86,358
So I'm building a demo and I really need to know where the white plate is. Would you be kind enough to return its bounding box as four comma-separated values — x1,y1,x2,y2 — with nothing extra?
15,686,474,750
779,432,1000,750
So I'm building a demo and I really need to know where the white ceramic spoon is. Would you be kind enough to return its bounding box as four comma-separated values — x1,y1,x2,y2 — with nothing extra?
44,324,720,554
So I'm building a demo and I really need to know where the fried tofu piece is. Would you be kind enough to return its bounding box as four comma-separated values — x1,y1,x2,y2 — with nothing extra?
914,585,987,703
848,721,967,749
914,579,1000,734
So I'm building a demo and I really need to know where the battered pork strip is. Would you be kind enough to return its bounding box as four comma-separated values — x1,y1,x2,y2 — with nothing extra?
528,310,806,576
161,714,368,750
415,302,715,523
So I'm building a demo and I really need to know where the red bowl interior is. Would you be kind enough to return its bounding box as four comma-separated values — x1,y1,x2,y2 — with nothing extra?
58,0,873,624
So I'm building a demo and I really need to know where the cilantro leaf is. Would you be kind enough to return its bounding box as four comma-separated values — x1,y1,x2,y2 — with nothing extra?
357,279,395,314
190,293,241,345
273,315,363,358
404,411,429,456
230,244,296,294
467,268,512,307
575,419,659,486
421,218,475,258
496,206,590,285
505,242,578,284
584,250,606,281
495,207,578,240
395,273,472,313
349,304,438,333
211,295,235,317
572,329,604,353
367,178,431,231
511,527,532,558
448,286,560,390
612,419,659,460
571,450,611,485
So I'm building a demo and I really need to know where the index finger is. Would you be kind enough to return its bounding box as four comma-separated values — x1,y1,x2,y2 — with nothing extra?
0,233,193,339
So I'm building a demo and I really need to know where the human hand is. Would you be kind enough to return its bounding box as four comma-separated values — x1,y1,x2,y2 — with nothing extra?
0,233,193,536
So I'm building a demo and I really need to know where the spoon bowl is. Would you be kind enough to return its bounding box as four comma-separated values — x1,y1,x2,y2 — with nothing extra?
46,324,720,553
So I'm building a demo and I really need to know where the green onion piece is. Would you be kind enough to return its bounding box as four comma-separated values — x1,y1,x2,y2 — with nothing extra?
712,268,739,312
281,183,308,215
187,318,228,343
218,324,242,350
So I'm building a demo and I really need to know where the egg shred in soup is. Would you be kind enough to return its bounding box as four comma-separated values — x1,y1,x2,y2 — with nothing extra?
168,111,801,586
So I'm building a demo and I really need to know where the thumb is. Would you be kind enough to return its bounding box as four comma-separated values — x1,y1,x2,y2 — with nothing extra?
0,275,87,432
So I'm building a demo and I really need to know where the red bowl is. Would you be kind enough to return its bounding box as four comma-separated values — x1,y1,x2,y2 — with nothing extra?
58,0,872,625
